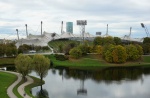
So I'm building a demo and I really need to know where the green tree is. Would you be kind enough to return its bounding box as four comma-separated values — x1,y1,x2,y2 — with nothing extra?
142,43,150,54
15,54,32,80
69,47,82,59
78,44,88,55
0,44,5,57
114,37,122,45
58,44,63,53
32,54,50,85
103,36,114,45
143,37,150,44
126,44,140,60
93,37,104,46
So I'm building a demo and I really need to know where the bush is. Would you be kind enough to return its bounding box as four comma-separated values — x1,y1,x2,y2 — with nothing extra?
95,45,103,54
126,44,140,61
69,47,82,59
78,44,88,55
142,43,150,55
55,54,68,61
112,45,127,63
104,44,115,63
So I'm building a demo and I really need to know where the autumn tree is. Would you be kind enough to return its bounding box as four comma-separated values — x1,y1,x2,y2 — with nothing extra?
104,44,115,63
95,45,103,54
32,54,50,85
112,45,127,63
15,54,32,81
103,36,114,45
125,44,140,60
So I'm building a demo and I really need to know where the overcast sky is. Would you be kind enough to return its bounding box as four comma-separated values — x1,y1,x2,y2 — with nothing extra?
0,0,150,39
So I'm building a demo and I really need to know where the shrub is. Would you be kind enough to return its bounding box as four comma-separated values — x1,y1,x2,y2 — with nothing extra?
69,47,82,59
112,45,127,63
95,45,103,54
55,54,68,61
126,44,140,60
78,44,88,55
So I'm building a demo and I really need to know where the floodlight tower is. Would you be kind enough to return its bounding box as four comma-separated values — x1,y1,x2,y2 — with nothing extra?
41,21,43,35
61,21,63,34
16,29,19,40
25,24,28,38
141,23,149,37
77,20,87,44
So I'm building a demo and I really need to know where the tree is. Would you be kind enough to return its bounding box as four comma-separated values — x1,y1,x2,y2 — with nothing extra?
114,37,122,45
78,44,88,55
103,36,114,45
69,47,82,59
32,54,50,89
0,44,5,57
125,44,140,60
142,43,150,54
58,44,63,53
104,44,115,63
143,37,150,44
95,45,103,54
15,54,32,80
64,42,77,55
93,37,103,46
112,45,127,63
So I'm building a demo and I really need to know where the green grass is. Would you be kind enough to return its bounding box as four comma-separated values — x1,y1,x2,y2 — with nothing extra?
25,76,44,98
46,54,108,67
45,54,150,67
143,55,150,63
0,71,17,98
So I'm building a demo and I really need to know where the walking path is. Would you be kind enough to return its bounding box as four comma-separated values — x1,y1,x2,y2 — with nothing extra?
18,76,34,98
0,70,22,98
0,70,34,98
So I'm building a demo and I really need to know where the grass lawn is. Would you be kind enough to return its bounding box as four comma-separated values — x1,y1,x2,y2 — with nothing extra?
143,55,150,63
0,71,17,98
45,54,150,67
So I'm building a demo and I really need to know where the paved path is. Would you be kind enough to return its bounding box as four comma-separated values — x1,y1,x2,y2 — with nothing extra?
0,70,22,98
18,76,34,98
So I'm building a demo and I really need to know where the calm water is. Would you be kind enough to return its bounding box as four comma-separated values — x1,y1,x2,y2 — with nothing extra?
31,67,150,98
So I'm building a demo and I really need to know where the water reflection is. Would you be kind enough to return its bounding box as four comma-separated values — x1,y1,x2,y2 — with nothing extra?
30,66,150,98
36,89,49,98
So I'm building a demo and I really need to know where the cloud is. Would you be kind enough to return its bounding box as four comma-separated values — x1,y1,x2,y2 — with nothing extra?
0,0,150,39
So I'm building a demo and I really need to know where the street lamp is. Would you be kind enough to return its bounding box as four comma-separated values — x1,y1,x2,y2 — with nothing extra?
141,23,149,37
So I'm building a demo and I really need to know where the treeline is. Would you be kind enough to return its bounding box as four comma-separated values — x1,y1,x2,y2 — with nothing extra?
68,36,150,63
0,43,17,57
18,44,49,53
0,43,50,57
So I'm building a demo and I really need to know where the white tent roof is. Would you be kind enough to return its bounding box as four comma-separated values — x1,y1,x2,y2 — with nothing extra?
60,32,75,38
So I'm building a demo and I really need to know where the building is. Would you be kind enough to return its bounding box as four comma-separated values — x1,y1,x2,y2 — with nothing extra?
66,22,73,33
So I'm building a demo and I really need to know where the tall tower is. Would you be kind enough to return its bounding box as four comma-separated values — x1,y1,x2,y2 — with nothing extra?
66,22,73,33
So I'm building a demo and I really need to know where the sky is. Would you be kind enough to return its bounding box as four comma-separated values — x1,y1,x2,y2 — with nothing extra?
0,0,150,39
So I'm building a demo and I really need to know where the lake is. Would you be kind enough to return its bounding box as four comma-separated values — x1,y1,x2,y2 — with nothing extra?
30,67,150,98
